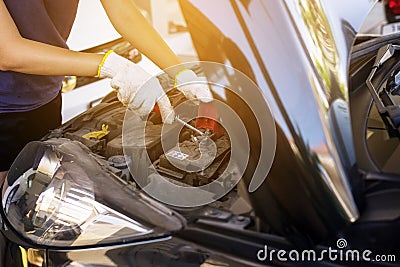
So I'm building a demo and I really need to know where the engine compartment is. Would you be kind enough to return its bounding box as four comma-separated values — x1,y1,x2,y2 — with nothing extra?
51,79,233,194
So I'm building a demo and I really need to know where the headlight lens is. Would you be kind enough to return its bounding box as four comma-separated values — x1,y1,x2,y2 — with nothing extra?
2,139,183,248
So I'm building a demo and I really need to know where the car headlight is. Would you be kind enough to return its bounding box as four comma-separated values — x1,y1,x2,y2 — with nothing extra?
2,139,184,248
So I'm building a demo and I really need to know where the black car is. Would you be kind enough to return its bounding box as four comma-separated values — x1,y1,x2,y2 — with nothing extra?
0,1,399,266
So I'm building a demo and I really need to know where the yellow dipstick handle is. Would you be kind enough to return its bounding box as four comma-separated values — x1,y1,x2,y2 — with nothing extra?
82,124,110,140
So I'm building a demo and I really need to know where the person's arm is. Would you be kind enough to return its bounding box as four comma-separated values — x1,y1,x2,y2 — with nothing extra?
100,0,213,104
0,0,102,76
100,0,181,73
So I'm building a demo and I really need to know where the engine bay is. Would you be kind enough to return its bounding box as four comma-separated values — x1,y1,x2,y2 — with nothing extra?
50,78,239,202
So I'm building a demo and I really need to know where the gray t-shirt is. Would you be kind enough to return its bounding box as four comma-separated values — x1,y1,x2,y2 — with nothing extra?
0,0,79,112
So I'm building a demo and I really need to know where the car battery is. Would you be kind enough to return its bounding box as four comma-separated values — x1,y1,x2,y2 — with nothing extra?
156,135,231,186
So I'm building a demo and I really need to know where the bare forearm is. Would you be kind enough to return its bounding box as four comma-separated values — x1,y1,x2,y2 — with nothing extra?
0,37,102,76
101,0,181,73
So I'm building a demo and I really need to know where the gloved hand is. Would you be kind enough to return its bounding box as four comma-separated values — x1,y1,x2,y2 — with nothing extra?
175,69,213,103
98,51,174,124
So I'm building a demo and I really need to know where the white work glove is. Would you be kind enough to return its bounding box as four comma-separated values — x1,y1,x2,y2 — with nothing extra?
99,51,174,124
175,69,213,103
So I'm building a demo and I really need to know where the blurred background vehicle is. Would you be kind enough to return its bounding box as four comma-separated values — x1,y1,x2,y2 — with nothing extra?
358,0,400,35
